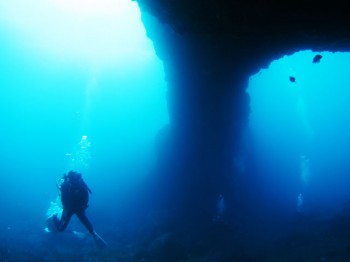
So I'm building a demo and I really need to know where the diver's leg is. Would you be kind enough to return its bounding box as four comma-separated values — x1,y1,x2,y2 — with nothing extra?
54,209,73,232
76,210,95,235
76,210,107,249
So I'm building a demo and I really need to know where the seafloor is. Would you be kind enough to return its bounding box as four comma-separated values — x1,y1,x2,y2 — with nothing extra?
2,210,350,262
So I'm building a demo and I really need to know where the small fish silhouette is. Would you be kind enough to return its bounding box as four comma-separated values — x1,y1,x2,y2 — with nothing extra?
312,54,322,63
289,76,296,83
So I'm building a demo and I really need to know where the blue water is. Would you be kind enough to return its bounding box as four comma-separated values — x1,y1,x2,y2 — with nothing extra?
0,2,169,258
2,1,350,260
248,51,350,217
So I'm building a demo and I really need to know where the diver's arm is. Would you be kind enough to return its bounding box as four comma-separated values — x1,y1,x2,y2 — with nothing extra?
83,181,92,194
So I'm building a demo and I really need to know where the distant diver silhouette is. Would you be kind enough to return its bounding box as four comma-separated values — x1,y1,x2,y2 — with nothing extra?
213,194,226,223
297,193,304,213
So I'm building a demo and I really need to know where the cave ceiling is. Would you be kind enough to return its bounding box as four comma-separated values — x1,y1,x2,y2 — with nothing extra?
136,0,350,75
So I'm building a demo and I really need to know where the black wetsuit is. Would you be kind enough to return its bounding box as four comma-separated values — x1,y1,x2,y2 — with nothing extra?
54,176,94,235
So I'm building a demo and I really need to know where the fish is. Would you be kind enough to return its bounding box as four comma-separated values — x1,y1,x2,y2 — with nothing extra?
312,54,322,63
289,76,296,83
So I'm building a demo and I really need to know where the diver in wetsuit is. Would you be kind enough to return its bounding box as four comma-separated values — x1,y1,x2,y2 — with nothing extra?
52,170,107,248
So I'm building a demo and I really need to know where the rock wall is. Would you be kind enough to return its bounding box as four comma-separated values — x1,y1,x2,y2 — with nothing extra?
136,0,350,226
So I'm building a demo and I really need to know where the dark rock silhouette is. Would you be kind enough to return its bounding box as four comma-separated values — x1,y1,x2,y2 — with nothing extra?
136,0,350,232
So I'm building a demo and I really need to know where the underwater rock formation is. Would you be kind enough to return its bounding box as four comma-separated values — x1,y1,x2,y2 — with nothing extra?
136,0,350,226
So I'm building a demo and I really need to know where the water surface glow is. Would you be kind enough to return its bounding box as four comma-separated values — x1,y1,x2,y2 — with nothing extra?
0,0,154,67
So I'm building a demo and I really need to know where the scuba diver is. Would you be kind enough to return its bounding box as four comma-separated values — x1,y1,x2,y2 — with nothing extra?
49,170,107,249
213,194,226,223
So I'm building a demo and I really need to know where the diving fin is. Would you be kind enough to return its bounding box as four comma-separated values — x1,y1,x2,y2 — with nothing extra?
93,232,107,249
72,230,86,239
45,214,59,233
